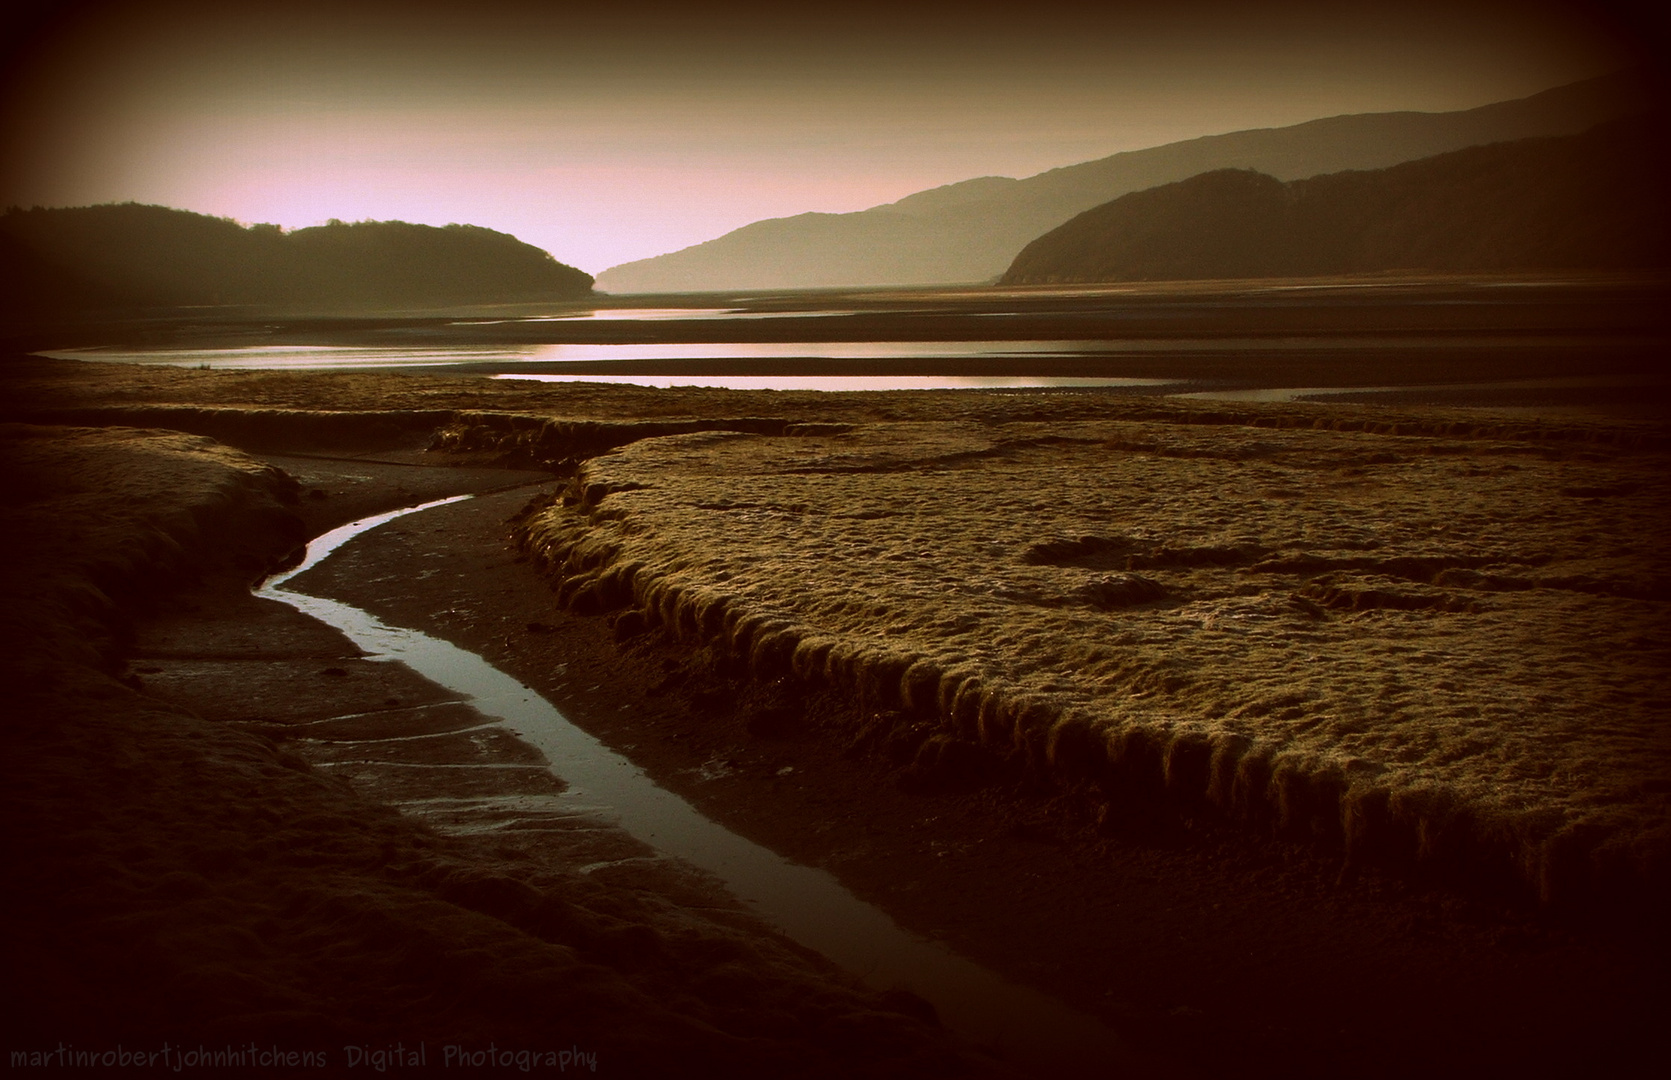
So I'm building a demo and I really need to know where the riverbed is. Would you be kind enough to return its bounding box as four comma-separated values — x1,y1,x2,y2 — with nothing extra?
258,492,1126,1072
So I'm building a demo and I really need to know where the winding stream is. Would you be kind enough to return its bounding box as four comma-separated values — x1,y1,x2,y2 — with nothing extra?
259,495,1128,1075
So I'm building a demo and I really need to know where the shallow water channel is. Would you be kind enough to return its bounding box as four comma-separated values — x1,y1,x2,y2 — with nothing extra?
258,495,1128,1074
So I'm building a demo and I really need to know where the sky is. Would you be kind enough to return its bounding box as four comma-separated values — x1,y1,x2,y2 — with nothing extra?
0,1,1660,275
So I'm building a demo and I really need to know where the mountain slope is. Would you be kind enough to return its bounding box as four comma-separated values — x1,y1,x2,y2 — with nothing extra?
999,118,1668,284
0,204,594,314
597,71,1647,293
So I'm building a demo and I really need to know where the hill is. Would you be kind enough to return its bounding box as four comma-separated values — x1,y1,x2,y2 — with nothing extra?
596,71,1647,293
999,118,1668,284
0,204,594,314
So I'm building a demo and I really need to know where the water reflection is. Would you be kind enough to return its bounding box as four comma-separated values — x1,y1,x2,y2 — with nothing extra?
495,373,1168,391
260,498,1129,1075
451,307,874,323
42,333,1569,375
519,340,1112,361
46,339,1137,369
40,345,524,370
40,342,1181,390
452,308,738,324
45,338,1643,402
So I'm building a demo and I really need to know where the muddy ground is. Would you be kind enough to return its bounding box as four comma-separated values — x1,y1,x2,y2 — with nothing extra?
284,457,1665,1078
2,351,1667,1077
0,425,1013,1078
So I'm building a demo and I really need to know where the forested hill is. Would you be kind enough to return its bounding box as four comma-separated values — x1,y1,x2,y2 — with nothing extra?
596,71,1646,292
999,118,1669,285
0,204,594,313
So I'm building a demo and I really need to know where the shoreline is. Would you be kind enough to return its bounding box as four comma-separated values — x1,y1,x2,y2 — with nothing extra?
276,450,1665,1077
4,354,1667,1074
1,428,1014,1075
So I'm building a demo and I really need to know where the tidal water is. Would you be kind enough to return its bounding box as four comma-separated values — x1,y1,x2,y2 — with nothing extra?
45,339,1618,401
258,496,1129,1075
40,340,1177,391
39,277,1659,402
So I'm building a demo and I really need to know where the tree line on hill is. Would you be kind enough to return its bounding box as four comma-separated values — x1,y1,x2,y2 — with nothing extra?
999,117,1668,285
0,204,593,314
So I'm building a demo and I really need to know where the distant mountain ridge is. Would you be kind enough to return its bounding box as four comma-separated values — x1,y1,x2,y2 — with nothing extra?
998,118,1668,284
596,71,1649,293
0,204,594,314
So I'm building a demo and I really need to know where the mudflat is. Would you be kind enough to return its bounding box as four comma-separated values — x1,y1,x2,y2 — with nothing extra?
2,333,1667,1077
0,416,1007,1077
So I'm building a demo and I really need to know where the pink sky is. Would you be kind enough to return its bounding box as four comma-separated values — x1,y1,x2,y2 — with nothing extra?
0,1,1653,274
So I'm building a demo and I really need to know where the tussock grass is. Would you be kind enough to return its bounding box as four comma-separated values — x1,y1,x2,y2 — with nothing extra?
516,417,1671,912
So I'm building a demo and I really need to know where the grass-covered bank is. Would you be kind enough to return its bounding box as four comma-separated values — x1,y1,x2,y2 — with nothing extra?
4,353,1667,1074
510,411,1671,917
8,354,1667,919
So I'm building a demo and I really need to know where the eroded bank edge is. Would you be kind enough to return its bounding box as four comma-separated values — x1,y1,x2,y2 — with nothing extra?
16,403,1664,919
